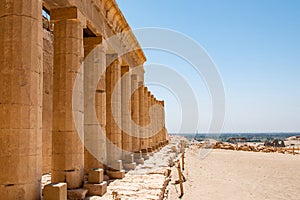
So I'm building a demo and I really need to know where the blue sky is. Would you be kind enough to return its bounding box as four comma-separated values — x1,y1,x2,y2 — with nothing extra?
117,0,300,133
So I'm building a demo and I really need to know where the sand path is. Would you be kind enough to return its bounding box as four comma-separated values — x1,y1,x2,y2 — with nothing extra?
168,148,300,200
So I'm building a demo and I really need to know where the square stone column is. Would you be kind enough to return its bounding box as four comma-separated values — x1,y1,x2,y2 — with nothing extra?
42,29,54,174
121,66,132,152
139,85,147,150
51,7,85,189
140,87,150,150
150,95,157,150
160,100,167,142
106,53,123,165
147,91,153,151
84,41,107,173
0,0,43,199
130,74,140,152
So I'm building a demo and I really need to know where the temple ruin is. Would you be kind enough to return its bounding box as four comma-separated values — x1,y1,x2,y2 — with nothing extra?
0,0,168,199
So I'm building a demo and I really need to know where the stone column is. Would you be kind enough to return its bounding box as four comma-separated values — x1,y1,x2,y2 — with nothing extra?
147,91,153,153
42,29,54,174
121,66,132,152
131,74,140,152
160,101,167,143
51,7,85,189
84,41,107,173
150,95,157,151
106,53,123,166
121,66,136,170
0,1,43,198
139,86,147,150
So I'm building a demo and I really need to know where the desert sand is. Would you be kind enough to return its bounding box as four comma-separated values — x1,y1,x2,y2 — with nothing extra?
167,148,300,200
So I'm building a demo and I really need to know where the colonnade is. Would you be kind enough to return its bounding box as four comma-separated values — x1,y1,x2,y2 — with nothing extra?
0,0,168,199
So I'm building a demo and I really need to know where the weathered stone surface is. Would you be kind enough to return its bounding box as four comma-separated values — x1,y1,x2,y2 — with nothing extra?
106,54,123,164
88,168,104,184
135,158,145,165
67,189,88,200
123,162,137,170
42,29,54,175
121,66,132,152
1,1,169,199
107,170,125,179
0,0,43,198
65,170,84,189
51,7,84,189
131,74,140,152
43,183,67,200
84,182,107,196
94,143,175,200
84,44,107,173
124,153,134,163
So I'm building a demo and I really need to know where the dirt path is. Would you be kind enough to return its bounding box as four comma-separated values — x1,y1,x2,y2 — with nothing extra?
167,148,300,200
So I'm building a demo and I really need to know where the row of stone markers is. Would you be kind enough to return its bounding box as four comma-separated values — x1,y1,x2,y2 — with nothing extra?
0,0,168,199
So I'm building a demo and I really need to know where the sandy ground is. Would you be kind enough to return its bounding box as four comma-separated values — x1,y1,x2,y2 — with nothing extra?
167,148,300,200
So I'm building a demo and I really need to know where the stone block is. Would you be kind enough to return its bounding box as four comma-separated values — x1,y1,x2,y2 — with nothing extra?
43,183,67,200
124,154,134,163
84,181,107,196
135,158,144,165
147,147,153,152
123,162,136,170
66,170,83,189
134,151,142,159
110,160,123,171
141,148,148,153
0,183,40,200
142,154,150,160
88,168,104,184
107,170,125,179
67,189,88,200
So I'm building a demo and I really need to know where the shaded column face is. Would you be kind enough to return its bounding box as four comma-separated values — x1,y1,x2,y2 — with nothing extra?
42,30,54,174
139,85,147,149
150,96,157,148
121,66,132,153
131,75,140,152
160,101,167,142
106,54,122,164
147,92,152,148
51,7,85,189
0,0,43,199
84,43,107,173
155,99,162,145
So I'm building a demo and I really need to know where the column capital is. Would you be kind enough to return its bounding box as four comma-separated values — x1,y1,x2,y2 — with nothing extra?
131,74,138,80
106,53,122,65
51,6,86,28
138,81,143,87
121,65,130,75
83,36,103,58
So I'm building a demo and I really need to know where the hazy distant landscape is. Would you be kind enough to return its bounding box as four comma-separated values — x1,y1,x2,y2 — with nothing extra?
171,133,299,143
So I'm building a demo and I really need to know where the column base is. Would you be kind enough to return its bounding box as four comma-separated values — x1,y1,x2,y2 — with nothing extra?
123,162,137,170
106,170,125,179
67,189,88,200
108,160,123,171
52,169,83,189
83,181,107,196
87,168,104,184
141,149,150,160
43,183,67,200
134,158,145,165
134,151,143,159
123,153,134,163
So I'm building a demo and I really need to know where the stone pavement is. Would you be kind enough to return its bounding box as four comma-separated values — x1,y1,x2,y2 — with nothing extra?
86,140,181,200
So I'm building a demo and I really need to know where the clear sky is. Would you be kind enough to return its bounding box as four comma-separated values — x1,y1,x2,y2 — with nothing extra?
117,0,300,133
